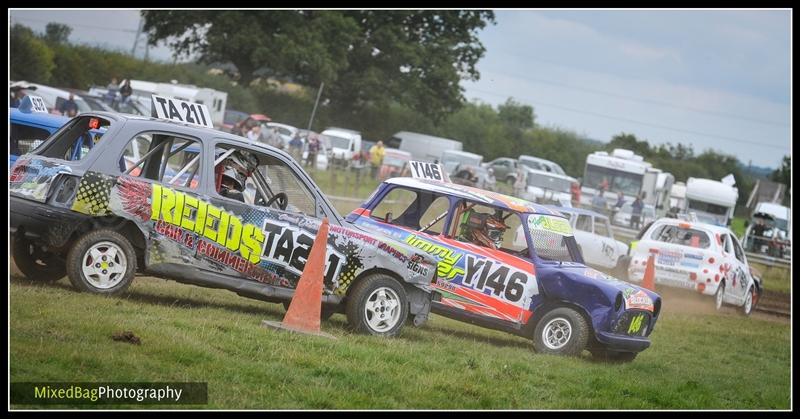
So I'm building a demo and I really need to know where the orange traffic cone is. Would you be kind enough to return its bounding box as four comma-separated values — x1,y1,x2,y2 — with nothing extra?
642,253,656,291
262,217,336,339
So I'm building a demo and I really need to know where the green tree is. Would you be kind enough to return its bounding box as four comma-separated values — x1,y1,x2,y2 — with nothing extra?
142,10,495,122
10,24,55,84
607,133,651,157
498,98,535,131
44,22,72,44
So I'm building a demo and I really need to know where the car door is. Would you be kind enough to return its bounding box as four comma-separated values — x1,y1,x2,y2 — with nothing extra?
573,213,602,267
592,216,620,269
199,142,344,291
727,233,750,303
357,187,538,326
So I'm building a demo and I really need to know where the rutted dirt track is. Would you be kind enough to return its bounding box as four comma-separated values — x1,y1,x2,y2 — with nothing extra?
656,286,789,324
10,261,789,323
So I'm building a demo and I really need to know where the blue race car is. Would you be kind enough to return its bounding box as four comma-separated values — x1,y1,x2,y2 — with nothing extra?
348,177,662,361
9,106,69,167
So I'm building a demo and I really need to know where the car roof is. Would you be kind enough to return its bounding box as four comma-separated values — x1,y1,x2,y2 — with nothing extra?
650,217,732,235
545,205,609,220
85,111,272,149
384,177,562,216
443,149,482,158
266,122,297,130
9,107,70,127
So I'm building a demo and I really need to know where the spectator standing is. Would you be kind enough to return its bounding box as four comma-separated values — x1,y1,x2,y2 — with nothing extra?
611,191,625,219
369,140,386,180
105,77,119,105
599,177,610,193
513,167,528,197
591,190,608,215
306,134,320,169
58,93,79,117
246,124,262,143
631,193,644,229
9,88,25,108
570,179,582,207
119,79,133,105
288,134,304,163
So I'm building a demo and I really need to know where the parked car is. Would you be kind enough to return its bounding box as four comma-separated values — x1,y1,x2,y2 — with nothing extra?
265,122,299,148
441,150,483,175
9,103,70,166
521,167,575,206
627,218,762,315
483,157,519,184
386,131,463,163
222,109,251,133
348,177,662,361
379,148,412,180
62,89,116,113
26,83,92,115
10,108,439,337
322,127,362,165
613,202,656,228
546,206,629,277
518,155,567,176
742,202,791,259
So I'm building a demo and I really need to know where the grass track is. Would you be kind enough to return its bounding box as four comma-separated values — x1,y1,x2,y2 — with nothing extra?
10,274,790,409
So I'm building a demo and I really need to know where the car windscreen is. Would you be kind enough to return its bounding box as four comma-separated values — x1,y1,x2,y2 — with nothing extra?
650,224,711,249
547,163,566,175
687,199,729,215
519,159,544,171
526,174,571,193
526,214,578,262
326,135,351,149
383,156,407,167
584,164,643,196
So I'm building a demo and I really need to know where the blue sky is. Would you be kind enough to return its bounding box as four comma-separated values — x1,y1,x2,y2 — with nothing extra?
461,10,791,169
10,9,791,168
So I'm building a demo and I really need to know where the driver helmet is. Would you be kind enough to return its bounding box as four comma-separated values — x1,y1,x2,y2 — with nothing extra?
461,209,509,249
484,212,509,249
221,166,245,192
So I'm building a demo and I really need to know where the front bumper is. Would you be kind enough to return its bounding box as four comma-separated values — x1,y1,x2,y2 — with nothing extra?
10,195,89,247
595,331,651,352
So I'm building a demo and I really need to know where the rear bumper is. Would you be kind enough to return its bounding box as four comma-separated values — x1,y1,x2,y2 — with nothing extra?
10,195,88,247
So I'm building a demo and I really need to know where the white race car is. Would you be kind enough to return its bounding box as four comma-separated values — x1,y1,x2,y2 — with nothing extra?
546,206,629,277
627,218,762,315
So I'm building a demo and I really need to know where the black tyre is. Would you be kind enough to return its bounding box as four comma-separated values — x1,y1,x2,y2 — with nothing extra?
66,229,136,295
714,281,725,311
592,349,638,363
346,274,408,337
282,300,336,321
11,236,66,282
505,175,516,184
742,286,756,316
533,306,589,356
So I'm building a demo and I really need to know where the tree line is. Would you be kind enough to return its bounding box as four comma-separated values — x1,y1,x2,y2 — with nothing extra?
10,20,789,211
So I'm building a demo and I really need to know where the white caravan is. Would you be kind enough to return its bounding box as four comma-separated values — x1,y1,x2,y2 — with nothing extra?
685,177,738,226
580,149,673,216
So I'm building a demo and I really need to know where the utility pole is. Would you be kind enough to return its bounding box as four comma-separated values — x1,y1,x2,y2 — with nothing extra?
307,82,325,131
131,17,147,59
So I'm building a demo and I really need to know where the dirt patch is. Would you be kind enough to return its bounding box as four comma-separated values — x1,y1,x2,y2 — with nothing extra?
112,331,141,345
655,286,789,324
